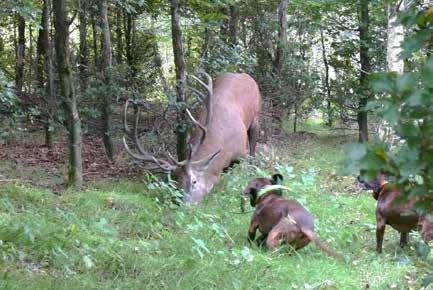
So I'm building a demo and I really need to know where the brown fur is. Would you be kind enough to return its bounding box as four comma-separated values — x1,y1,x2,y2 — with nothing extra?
178,73,262,203
123,72,261,204
358,174,433,252
244,174,342,259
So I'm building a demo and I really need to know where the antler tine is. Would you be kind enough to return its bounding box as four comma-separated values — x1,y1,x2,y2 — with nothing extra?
122,100,177,172
186,108,206,143
189,86,206,102
167,151,187,166
123,99,132,135
132,106,177,171
203,72,213,96
189,71,213,143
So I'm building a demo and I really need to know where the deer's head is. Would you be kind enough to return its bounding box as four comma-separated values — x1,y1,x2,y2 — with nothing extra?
123,72,221,204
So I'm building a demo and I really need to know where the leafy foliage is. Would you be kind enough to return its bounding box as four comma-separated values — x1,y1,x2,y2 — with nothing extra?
347,5,433,211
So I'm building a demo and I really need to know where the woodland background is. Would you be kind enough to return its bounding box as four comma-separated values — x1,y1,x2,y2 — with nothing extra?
1,0,433,289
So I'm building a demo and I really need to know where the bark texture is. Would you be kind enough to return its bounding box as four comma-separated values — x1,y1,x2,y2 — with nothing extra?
15,15,25,95
358,0,370,143
53,0,83,188
170,0,188,161
99,0,114,161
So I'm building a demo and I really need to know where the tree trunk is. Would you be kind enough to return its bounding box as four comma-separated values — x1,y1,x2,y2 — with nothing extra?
37,0,55,148
91,14,98,68
78,0,89,91
15,15,25,95
53,0,83,188
358,0,370,143
99,0,114,161
125,13,133,66
228,5,239,45
170,0,188,161
275,0,288,76
29,24,34,87
386,0,404,73
320,28,332,127
36,18,46,90
115,7,123,64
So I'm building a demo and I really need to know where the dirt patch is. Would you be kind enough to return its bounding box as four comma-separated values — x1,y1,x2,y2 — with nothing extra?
0,134,141,192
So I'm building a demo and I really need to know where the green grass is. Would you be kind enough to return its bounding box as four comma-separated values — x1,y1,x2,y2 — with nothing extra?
1,132,432,290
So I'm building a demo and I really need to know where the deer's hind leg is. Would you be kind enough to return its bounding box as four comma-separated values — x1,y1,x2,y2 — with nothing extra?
247,117,259,157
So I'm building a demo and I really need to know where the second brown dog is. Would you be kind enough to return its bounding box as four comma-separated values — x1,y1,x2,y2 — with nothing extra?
358,174,433,252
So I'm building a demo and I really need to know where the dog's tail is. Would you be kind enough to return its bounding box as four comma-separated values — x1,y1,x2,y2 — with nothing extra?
301,228,345,261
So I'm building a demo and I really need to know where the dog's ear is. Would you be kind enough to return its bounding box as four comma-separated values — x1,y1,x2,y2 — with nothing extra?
271,173,284,185
245,187,258,207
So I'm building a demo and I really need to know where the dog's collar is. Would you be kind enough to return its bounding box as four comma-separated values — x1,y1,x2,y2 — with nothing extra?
256,184,291,200
376,181,389,197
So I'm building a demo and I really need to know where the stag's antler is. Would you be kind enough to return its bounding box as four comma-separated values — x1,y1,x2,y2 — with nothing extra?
123,99,178,172
187,71,213,145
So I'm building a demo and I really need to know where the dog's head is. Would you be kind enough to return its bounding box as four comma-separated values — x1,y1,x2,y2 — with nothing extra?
357,173,388,199
244,173,284,207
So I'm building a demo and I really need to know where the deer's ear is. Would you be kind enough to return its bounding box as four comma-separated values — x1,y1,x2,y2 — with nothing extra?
271,173,284,185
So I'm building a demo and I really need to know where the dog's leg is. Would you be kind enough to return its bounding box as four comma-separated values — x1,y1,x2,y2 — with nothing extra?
376,216,386,253
256,234,268,247
247,117,259,157
248,218,259,245
400,232,408,247
266,228,283,251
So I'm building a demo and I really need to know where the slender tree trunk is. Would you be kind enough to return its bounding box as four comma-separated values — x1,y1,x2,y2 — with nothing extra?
170,0,188,161
29,24,34,88
36,20,46,90
275,0,288,76
358,0,370,143
99,0,114,161
125,13,133,66
228,5,239,45
91,14,98,68
78,0,89,91
53,0,83,188
15,15,25,95
45,0,55,148
37,0,55,148
320,28,332,127
115,7,123,64
293,103,298,133
387,0,404,73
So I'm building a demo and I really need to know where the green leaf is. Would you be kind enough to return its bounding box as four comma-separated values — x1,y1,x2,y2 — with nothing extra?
370,73,396,93
396,73,416,94
406,90,424,107
364,100,382,111
382,102,399,124
421,56,433,88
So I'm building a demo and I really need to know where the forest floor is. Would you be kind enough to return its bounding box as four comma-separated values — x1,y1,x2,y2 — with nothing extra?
0,124,432,290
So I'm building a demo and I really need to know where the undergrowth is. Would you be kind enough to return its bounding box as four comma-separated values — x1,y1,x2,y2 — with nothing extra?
1,131,432,290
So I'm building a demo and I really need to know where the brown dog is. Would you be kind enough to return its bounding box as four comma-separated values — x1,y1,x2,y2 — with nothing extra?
358,174,433,252
244,174,340,258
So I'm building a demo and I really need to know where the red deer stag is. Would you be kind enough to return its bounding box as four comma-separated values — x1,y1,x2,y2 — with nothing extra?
123,72,262,203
